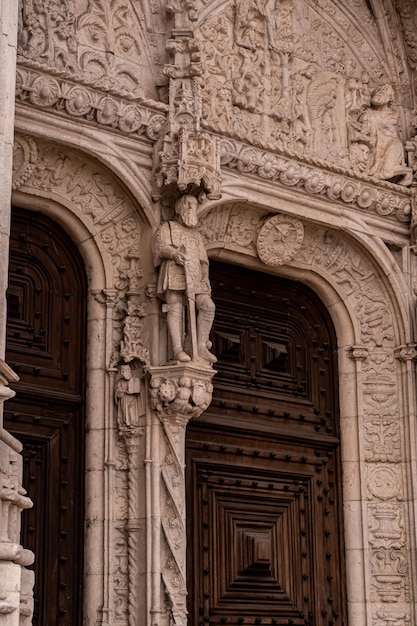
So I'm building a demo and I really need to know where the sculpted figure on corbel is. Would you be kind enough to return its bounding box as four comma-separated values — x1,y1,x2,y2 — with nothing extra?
348,84,413,185
153,194,217,365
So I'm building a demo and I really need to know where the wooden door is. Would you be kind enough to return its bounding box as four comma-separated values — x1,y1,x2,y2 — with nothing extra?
186,262,346,626
4,207,86,625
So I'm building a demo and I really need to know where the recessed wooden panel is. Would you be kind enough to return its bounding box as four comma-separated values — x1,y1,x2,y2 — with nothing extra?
5,207,86,626
209,261,339,437
186,262,346,626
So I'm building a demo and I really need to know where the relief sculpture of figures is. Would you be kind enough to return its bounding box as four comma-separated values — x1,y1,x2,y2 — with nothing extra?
349,84,412,185
154,194,217,365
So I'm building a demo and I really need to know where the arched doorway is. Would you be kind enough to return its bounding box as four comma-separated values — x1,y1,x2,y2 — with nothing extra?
186,261,346,625
4,207,87,625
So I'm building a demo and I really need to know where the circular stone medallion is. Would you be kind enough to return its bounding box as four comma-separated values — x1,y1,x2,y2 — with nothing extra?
257,215,304,266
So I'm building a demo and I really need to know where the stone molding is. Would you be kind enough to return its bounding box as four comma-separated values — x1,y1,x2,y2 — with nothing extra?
219,137,412,223
16,66,166,143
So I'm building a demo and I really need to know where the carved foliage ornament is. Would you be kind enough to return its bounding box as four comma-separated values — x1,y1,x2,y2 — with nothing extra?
17,0,155,98
12,134,143,290
16,68,166,141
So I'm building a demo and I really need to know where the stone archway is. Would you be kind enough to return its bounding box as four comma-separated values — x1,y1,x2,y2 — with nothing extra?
198,203,414,626
11,135,152,625
5,206,87,625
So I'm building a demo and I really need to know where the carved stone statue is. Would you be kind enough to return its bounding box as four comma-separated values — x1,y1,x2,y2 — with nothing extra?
349,84,412,184
115,363,145,431
154,194,216,364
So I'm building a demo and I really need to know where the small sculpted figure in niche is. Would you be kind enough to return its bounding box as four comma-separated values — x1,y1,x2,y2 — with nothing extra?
115,363,145,430
350,84,412,184
154,194,217,365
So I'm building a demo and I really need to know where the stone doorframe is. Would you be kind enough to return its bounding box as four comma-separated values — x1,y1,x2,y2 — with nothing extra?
200,202,416,626
4,134,416,626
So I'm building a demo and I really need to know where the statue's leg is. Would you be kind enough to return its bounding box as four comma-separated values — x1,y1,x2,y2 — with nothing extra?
165,291,191,362
196,294,217,364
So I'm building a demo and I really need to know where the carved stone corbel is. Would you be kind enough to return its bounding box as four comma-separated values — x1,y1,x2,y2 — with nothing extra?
394,343,417,361
347,345,369,360
148,363,215,626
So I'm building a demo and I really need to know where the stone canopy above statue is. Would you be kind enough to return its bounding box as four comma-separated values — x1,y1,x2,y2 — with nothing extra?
196,0,413,184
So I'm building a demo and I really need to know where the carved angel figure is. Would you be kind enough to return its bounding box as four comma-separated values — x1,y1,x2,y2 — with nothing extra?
350,84,412,185
153,195,216,364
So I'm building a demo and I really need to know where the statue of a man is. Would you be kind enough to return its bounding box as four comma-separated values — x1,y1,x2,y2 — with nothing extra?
153,194,216,364
115,363,145,430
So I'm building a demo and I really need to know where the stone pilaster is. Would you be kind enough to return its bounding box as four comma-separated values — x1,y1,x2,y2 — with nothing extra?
148,363,215,626
0,361,34,626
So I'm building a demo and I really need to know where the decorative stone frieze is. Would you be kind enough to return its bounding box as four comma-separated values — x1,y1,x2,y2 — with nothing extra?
17,0,157,99
196,0,414,181
148,362,215,626
219,137,412,222
15,68,166,142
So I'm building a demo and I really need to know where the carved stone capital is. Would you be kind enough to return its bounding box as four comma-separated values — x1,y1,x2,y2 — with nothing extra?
93,289,120,308
394,343,417,361
347,345,369,360
166,0,198,25
148,363,215,421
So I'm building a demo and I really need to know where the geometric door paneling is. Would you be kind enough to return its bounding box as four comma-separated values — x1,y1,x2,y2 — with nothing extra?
187,434,345,626
186,261,346,626
5,207,86,626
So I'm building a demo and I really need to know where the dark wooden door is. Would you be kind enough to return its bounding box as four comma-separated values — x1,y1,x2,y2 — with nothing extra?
186,262,346,626
4,207,86,625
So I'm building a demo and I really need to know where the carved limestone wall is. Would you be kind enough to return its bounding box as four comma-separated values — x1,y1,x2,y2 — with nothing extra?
200,203,415,625
17,0,160,100
196,0,414,181
11,133,156,626
0,361,34,626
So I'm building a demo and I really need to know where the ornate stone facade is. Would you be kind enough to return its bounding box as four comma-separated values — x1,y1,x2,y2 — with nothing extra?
0,1,417,625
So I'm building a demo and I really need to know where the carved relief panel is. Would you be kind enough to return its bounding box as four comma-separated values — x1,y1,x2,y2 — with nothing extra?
196,0,412,182
17,0,159,98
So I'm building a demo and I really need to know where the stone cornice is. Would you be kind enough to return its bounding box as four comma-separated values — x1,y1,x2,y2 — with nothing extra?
16,65,167,144
218,136,412,224
15,65,412,227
